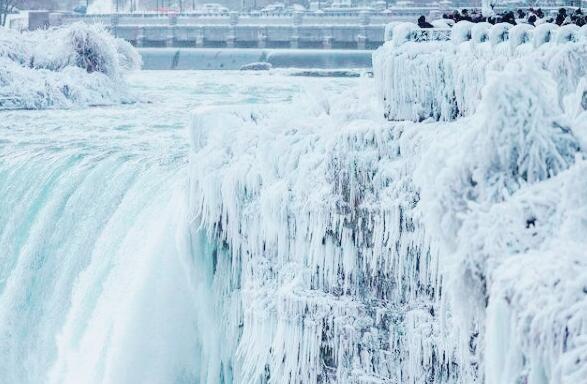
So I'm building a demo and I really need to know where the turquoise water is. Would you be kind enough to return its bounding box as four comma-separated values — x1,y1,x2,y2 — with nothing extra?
0,71,357,384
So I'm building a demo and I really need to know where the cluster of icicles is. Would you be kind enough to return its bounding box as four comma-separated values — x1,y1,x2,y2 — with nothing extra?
374,21,587,122
186,22,587,384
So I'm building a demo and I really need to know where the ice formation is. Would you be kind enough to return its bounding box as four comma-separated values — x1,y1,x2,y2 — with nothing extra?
373,22,587,122
0,23,141,110
187,22,587,384
1,17,585,384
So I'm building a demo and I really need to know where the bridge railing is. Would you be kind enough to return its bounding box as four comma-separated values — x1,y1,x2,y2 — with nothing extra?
383,21,587,47
51,11,394,49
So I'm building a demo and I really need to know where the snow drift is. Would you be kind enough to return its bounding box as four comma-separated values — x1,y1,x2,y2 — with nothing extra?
0,23,141,110
187,24,587,384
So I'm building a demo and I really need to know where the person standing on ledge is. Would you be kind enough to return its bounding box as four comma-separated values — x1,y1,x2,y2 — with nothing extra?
418,16,434,28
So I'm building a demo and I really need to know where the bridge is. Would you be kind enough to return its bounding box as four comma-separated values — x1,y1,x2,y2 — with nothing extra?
33,8,443,49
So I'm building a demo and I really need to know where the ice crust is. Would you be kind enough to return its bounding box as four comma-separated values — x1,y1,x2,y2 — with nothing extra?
188,22,587,384
0,23,140,110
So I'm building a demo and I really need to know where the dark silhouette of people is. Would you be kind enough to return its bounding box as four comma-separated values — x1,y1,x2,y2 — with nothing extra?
424,6,586,29
536,8,544,18
418,16,434,28
502,11,517,25
460,9,473,22
556,8,567,25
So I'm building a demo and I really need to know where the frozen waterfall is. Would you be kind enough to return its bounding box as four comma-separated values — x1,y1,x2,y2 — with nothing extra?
0,134,206,383
185,22,587,384
0,68,359,383
2,20,586,384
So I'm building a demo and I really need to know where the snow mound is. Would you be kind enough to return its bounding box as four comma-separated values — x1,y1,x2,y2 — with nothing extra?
391,22,420,46
452,20,474,43
509,24,534,48
471,22,491,43
488,22,513,46
0,23,141,110
556,24,581,44
534,23,558,47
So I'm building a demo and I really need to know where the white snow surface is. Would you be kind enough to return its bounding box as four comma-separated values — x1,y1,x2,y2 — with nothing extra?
0,23,140,110
187,26,587,383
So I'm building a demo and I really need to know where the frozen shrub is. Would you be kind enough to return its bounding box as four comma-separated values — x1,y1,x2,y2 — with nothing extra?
471,65,580,200
0,22,141,110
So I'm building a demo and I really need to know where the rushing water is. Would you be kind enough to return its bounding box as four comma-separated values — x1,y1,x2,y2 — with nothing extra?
0,71,358,384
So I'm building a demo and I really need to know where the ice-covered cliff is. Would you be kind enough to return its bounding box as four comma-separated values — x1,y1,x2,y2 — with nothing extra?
373,22,587,122
187,22,587,384
0,23,141,110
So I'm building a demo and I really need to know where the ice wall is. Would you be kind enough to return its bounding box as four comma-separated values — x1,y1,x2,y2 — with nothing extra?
0,23,141,110
373,22,587,122
188,23,587,384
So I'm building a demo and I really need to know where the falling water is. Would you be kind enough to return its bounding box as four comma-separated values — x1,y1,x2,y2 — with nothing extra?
0,70,357,383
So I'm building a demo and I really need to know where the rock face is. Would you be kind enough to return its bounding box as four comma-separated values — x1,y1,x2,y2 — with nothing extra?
187,22,587,384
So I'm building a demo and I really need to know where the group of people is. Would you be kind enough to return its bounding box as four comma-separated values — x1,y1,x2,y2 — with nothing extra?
416,7,587,29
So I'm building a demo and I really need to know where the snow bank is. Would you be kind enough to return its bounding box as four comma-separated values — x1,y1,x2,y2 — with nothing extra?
0,23,140,110
374,22,587,122
187,30,587,384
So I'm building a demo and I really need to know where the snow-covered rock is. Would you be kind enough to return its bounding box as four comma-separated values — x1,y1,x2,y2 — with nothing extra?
509,24,534,49
471,22,491,43
451,20,474,43
0,23,140,110
556,24,581,44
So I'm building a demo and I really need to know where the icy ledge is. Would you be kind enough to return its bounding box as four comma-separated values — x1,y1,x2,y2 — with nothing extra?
374,22,587,122
187,55,587,382
0,23,141,110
